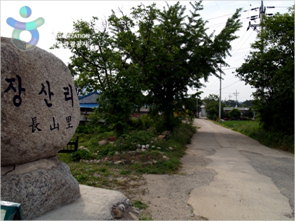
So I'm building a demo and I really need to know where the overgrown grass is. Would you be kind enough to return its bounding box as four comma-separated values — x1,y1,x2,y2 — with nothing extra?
214,120,294,153
132,200,148,210
58,119,196,204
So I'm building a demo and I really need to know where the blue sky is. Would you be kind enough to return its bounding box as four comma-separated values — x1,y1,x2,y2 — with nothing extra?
1,1,293,102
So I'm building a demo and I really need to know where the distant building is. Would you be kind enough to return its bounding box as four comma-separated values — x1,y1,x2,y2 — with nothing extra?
200,105,206,117
79,92,150,123
78,92,101,124
223,107,250,116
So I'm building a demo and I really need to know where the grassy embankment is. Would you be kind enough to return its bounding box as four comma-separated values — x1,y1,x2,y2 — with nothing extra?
58,117,196,206
214,120,294,154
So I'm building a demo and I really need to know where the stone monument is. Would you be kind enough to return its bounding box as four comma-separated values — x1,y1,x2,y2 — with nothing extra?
1,37,81,219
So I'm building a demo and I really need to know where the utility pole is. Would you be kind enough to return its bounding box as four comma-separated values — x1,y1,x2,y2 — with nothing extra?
219,64,222,122
196,89,198,118
246,1,274,101
246,1,273,32
233,90,239,107
260,1,266,101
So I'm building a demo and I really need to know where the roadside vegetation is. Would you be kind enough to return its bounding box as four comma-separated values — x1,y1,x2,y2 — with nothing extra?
235,9,294,138
58,114,196,202
214,120,294,154
206,8,294,156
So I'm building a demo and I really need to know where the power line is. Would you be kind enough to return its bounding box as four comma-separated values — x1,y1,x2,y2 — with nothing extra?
206,13,234,20
222,67,239,70
230,32,250,55
207,18,249,28
233,31,255,53
215,1,225,15
204,4,265,21
222,80,240,90
228,56,247,66
231,47,251,51
212,80,241,94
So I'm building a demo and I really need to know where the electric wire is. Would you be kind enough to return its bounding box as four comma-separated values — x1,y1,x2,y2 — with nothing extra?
231,31,255,56
205,13,236,20
222,80,241,90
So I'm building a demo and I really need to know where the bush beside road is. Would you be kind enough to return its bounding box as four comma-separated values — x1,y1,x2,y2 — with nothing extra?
214,120,294,153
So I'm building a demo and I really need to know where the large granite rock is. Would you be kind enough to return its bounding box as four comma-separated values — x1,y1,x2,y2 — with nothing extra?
1,37,80,166
36,185,131,220
1,156,80,220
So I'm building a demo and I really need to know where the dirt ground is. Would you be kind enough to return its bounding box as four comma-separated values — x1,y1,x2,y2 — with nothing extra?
128,140,217,220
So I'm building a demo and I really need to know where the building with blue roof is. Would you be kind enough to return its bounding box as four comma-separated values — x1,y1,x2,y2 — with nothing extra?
78,92,101,124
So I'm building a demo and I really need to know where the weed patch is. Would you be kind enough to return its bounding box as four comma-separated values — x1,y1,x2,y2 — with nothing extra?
132,200,148,210
58,120,197,212
214,120,294,153
120,170,131,175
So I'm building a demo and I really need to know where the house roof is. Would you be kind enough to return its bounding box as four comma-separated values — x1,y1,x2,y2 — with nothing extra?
224,107,249,111
79,92,99,108
80,103,99,108
78,92,99,100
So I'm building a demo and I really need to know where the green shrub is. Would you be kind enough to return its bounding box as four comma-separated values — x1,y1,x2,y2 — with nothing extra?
131,118,142,129
70,149,91,162
140,114,153,129
96,131,117,141
216,120,294,153
229,108,241,120
132,201,147,210
76,125,93,134
98,145,115,157
98,167,107,173
247,108,254,118
151,115,166,133
170,123,196,145
75,174,88,183
131,114,153,130
213,114,217,121
116,130,156,151
120,170,131,175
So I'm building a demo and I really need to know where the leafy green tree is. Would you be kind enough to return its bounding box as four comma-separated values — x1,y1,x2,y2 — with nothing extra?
229,108,241,120
108,1,242,130
223,99,238,107
241,100,253,107
51,17,145,134
247,107,254,118
235,10,294,134
204,94,225,120
184,96,203,118
52,1,242,132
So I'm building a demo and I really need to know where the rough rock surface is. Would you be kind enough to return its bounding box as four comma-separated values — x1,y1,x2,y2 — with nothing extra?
35,185,132,220
1,156,80,220
1,37,80,166
99,140,108,146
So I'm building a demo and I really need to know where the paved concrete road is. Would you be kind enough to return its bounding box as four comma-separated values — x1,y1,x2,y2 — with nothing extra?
188,118,294,220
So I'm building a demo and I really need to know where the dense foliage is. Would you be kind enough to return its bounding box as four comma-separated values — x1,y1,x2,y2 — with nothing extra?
228,108,241,119
109,2,242,130
216,121,293,153
51,17,145,134
236,10,294,135
203,94,225,120
52,1,242,132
